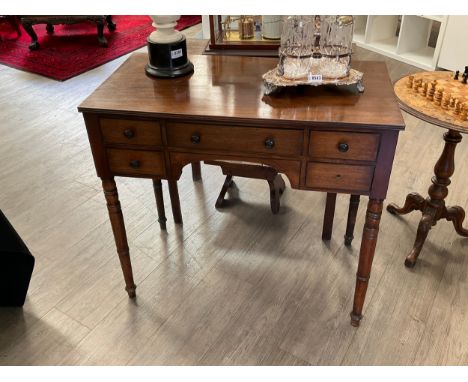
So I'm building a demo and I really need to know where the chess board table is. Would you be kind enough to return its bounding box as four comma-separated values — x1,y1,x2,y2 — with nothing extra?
388,71,468,267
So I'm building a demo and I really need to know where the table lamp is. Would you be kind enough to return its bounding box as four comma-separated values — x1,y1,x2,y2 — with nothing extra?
145,15,194,78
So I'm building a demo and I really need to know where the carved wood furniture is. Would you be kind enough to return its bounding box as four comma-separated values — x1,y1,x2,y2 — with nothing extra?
388,72,468,267
78,53,404,326
204,160,286,214
20,16,116,50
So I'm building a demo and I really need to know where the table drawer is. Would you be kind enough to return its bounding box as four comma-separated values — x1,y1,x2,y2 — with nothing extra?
166,122,303,157
100,118,162,146
107,148,165,177
306,162,374,192
309,131,380,161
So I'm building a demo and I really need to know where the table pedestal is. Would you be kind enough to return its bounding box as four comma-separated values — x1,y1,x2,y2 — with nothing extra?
387,129,468,267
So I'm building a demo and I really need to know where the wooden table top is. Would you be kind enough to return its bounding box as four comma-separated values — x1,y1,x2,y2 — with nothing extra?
394,71,468,134
79,53,405,130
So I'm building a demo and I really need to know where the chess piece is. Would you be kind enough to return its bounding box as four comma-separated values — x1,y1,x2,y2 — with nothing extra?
420,81,429,96
441,93,450,110
426,81,436,101
449,96,456,108
412,78,422,92
434,87,444,106
460,104,467,121
407,75,414,88
454,70,460,80
463,72,468,84
454,100,461,115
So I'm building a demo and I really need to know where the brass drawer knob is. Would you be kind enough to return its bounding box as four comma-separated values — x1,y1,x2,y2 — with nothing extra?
264,138,275,149
123,128,135,139
338,142,349,152
191,134,201,144
129,159,140,169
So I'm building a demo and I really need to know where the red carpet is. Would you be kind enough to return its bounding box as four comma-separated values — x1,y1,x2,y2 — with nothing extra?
0,15,201,81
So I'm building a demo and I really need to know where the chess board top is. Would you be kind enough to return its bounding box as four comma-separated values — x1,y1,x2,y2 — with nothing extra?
394,71,468,133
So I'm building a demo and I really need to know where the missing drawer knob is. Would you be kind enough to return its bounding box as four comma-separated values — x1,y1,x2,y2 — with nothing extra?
123,129,135,139
129,160,140,169
338,143,349,152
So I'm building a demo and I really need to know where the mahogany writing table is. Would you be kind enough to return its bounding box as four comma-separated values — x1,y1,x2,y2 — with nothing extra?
78,53,405,326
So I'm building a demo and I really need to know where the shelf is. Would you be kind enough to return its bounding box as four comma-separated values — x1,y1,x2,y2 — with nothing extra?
368,36,399,55
418,15,445,22
399,46,435,69
353,32,365,44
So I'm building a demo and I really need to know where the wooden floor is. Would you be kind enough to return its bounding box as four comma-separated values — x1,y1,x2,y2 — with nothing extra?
1,26,467,366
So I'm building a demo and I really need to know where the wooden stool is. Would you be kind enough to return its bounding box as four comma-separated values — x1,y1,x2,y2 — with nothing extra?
204,160,286,214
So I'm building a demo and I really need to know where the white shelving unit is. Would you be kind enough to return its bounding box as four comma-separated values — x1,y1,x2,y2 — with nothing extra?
353,15,448,70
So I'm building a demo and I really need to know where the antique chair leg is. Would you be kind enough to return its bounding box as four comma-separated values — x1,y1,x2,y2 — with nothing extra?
191,161,202,181
215,175,234,208
46,23,54,34
152,179,167,230
96,19,108,47
168,180,183,224
106,15,117,31
22,21,39,50
344,195,360,246
322,193,337,241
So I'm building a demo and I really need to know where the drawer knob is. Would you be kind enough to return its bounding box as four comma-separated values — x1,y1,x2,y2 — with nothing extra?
338,143,349,153
264,138,275,149
191,134,201,144
129,160,140,169
123,129,135,139
335,174,342,179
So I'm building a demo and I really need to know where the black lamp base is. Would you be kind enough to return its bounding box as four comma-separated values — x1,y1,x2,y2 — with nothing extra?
145,61,194,78
145,36,194,78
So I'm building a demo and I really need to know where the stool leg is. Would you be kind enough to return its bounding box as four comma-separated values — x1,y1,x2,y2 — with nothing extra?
96,19,108,47
152,179,167,230
322,193,337,241
191,161,202,181
268,174,285,214
215,175,234,208
22,21,39,50
46,23,54,34
344,195,360,246
106,15,117,31
168,180,183,224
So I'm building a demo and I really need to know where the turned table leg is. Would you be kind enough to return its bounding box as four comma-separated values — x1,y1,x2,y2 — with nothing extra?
152,179,167,230
344,195,360,246
322,193,337,241
191,162,202,181
351,198,383,326
387,129,467,268
102,178,136,298
168,180,183,224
